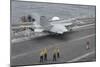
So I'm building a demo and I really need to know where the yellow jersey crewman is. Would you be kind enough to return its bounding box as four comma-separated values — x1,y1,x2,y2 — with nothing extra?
40,50,44,63
44,48,48,61
56,48,60,58
53,48,57,61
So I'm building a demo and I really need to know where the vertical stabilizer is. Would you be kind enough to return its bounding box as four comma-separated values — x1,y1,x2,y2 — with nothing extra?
40,16,51,30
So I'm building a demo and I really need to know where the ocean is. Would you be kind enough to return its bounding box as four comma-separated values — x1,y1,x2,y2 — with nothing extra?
11,1,96,24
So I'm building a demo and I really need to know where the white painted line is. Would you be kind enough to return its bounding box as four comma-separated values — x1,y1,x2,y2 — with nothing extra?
12,33,49,43
72,23,95,29
67,51,95,62
12,34,95,59
79,23,95,28
71,34,95,42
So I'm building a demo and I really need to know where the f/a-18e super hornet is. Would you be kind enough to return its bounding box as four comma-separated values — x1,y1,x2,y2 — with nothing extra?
34,16,73,34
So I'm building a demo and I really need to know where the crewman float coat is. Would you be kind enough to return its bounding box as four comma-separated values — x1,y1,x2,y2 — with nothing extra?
44,48,48,54
40,50,44,57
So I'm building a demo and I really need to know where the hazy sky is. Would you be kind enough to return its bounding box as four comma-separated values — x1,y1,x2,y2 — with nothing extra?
11,1,96,24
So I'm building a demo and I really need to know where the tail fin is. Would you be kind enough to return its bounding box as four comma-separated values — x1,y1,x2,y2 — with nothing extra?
40,16,51,30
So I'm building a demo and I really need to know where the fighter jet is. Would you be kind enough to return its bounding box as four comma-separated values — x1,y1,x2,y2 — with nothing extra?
34,16,73,34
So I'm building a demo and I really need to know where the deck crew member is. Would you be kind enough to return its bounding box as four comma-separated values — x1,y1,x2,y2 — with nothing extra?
27,15,32,22
53,48,57,61
44,48,48,61
40,50,44,62
86,41,90,50
56,48,60,58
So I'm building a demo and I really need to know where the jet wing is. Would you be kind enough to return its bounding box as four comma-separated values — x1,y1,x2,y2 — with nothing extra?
50,20,73,26
34,28,44,32
48,19,73,34
59,23,73,26
50,24,68,34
